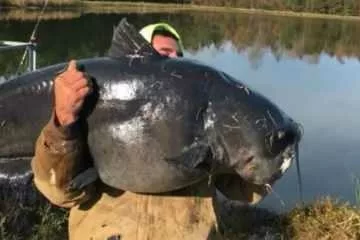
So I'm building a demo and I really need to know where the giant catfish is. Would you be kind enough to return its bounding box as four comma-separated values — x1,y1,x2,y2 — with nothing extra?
0,19,302,204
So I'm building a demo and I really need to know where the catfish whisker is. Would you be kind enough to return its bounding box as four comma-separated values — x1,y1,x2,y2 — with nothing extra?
266,110,278,127
295,143,304,206
265,183,286,207
265,131,275,154
222,124,242,129
231,113,240,123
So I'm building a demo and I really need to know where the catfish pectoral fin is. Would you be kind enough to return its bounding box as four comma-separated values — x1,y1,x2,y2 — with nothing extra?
164,143,212,171
68,167,99,191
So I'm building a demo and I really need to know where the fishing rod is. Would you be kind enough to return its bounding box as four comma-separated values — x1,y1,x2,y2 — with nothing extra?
16,0,49,75
295,122,305,206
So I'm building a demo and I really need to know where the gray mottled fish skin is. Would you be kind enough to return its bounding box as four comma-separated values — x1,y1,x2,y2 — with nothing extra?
0,57,215,192
0,63,59,158
0,19,302,195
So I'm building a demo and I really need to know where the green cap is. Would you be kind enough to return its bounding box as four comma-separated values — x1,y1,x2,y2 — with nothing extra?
139,22,184,56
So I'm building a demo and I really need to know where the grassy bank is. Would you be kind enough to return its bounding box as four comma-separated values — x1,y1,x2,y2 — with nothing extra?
0,199,68,240
1,0,80,7
1,197,359,239
4,0,359,17
1,1,360,21
0,9,80,20
284,198,360,240
83,1,360,21
274,197,359,240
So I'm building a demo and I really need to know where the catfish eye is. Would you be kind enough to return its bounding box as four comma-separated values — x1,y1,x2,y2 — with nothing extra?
265,128,297,156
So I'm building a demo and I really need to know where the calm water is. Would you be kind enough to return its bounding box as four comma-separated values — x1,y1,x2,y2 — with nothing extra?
1,10,360,212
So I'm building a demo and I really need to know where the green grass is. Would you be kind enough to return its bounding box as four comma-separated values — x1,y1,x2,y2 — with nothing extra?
0,201,68,240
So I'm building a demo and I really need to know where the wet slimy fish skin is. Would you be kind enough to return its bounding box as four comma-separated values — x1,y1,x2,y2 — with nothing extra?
0,19,302,200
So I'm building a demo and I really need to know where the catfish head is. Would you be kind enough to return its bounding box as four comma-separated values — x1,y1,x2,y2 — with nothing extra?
205,71,302,204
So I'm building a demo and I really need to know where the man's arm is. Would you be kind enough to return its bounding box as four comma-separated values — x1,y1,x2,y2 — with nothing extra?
31,60,95,208
31,115,95,208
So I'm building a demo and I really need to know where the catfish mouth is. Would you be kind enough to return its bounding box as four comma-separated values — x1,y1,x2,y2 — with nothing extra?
213,143,299,205
213,173,270,205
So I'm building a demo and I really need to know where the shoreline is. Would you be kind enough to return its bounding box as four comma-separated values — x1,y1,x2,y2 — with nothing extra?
82,1,360,21
1,1,360,22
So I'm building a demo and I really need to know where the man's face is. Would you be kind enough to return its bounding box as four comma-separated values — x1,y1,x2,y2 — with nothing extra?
152,34,179,58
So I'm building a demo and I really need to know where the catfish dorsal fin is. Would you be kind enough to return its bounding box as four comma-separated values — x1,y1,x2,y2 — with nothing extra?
107,18,161,59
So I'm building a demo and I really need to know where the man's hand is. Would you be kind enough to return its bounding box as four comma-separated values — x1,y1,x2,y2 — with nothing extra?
54,60,91,126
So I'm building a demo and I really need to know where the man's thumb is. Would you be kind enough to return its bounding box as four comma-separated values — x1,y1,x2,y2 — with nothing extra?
67,60,77,71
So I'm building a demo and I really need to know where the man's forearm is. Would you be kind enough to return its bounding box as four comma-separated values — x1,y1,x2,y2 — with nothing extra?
31,113,95,208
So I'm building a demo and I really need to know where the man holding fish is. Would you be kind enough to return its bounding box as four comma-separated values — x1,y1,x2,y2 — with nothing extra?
31,22,225,240
28,19,300,240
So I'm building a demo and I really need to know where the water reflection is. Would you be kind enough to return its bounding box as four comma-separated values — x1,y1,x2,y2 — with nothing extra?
1,10,360,75
188,42,360,211
1,10,360,210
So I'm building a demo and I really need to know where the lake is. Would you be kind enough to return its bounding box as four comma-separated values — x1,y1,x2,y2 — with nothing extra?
1,9,360,213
